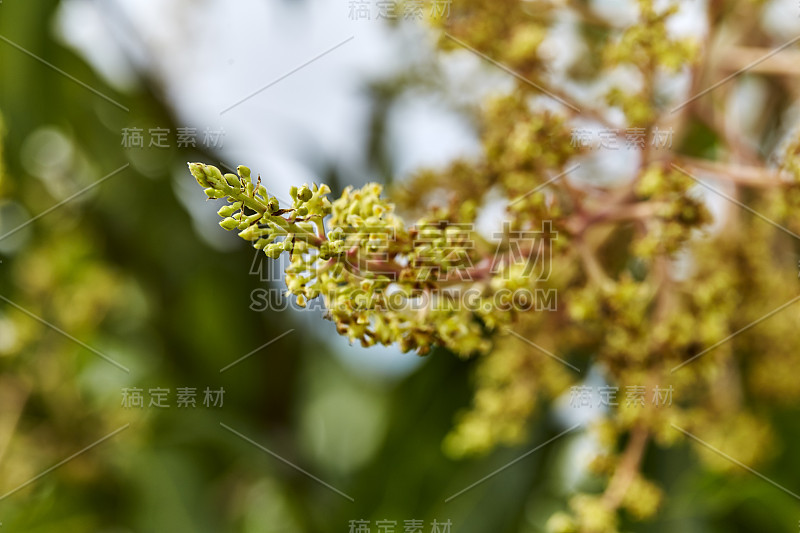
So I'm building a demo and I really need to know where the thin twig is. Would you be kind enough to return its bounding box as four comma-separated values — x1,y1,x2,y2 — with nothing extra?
678,157,792,187
602,424,649,509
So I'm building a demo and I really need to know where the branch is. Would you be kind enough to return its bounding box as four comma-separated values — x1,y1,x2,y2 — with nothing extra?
719,46,800,76
678,157,793,187
602,424,649,510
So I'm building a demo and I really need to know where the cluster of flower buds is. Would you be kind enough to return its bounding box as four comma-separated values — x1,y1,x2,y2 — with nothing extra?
188,163,505,357
188,162,330,260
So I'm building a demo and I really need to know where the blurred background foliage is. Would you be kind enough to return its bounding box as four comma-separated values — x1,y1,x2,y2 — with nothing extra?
0,1,798,532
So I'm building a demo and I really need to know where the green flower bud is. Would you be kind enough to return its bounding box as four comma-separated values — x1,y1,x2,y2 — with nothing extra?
238,225,261,240
220,217,239,230
237,165,251,179
244,213,262,225
319,242,331,260
224,173,240,187
218,205,237,217
265,244,283,259
204,164,224,187
287,277,303,292
298,185,313,202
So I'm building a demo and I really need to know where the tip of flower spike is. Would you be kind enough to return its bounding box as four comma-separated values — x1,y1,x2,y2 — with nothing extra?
188,162,227,189
188,162,209,187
